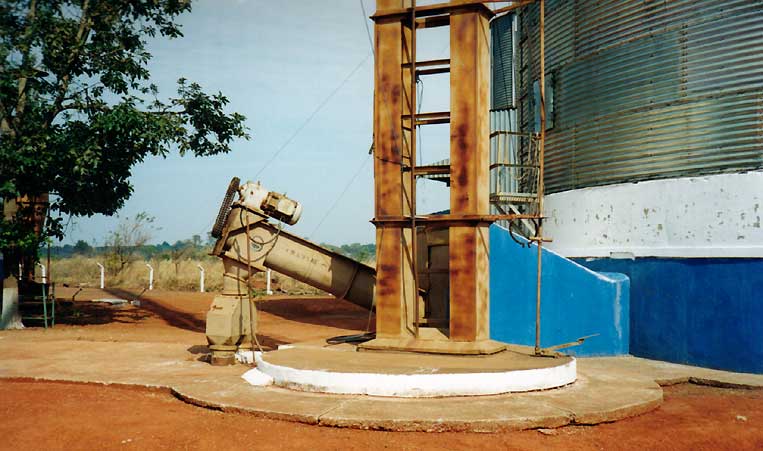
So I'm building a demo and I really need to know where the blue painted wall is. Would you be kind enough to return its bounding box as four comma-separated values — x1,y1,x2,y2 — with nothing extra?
576,257,763,374
489,225,630,356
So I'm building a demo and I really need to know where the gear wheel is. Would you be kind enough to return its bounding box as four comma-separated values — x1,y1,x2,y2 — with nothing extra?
211,177,241,239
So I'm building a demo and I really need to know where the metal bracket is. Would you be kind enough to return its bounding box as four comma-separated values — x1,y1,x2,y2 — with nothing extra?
536,334,600,357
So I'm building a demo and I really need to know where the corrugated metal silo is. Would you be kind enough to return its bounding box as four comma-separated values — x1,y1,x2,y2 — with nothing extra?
510,0,763,193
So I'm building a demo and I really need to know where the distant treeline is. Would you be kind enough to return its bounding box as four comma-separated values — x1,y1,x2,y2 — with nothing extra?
48,237,210,260
322,243,375,263
49,239,375,263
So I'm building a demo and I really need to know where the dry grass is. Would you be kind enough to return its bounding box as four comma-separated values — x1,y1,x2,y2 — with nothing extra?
47,256,322,295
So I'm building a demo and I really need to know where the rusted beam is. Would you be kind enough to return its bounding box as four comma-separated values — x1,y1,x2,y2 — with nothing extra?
373,0,494,20
372,0,415,339
535,0,546,356
417,117,450,125
412,164,450,177
448,4,491,342
416,15,449,29
372,213,544,226
409,0,420,338
403,111,450,120
424,213,542,222
403,58,449,68
417,67,450,76
403,110,451,126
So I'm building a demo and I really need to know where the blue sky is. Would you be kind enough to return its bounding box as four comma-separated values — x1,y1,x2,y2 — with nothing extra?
62,0,468,246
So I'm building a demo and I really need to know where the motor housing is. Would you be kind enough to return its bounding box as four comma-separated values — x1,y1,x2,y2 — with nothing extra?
238,181,303,225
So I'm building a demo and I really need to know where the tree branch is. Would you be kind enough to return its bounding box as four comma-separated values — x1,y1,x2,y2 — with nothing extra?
45,0,92,129
13,0,37,131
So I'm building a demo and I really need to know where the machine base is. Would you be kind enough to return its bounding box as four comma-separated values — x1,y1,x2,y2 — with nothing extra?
209,344,238,366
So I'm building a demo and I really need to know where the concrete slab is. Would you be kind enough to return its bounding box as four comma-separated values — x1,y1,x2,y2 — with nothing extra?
1,332,762,432
317,395,573,432
580,356,763,389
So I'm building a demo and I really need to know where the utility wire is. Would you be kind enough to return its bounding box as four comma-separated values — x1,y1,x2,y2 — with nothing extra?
309,153,372,238
359,0,375,57
254,51,373,179
203,3,377,242
292,1,378,239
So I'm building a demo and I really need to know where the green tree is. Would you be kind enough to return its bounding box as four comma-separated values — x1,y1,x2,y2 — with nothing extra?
0,0,249,272
72,239,91,255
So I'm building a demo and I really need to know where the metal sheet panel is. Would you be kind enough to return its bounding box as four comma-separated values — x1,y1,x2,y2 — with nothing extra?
515,0,763,193
491,14,515,109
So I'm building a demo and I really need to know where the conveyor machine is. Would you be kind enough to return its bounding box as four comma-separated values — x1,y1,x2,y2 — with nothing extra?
205,178,376,365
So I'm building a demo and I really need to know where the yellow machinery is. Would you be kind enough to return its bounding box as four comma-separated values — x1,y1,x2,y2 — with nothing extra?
205,178,376,365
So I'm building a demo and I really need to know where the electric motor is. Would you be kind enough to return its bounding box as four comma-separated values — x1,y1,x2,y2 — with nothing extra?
238,181,303,225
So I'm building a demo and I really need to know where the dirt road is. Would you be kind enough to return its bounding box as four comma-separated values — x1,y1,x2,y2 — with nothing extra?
1,288,761,450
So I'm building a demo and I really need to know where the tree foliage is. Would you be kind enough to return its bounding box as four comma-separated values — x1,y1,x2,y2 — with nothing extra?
322,242,375,263
72,238,91,254
0,0,250,255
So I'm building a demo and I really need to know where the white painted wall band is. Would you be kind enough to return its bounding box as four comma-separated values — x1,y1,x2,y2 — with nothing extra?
543,171,763,258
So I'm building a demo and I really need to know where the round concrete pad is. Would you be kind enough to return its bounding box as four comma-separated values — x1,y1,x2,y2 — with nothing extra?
5,336,712,432
264,345,573,373
255,344,577,397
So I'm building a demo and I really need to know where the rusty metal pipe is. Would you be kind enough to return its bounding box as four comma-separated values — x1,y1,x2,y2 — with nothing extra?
535,0,546,356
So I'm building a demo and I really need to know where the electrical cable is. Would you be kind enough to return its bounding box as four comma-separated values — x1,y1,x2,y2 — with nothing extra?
359,0,375,57
254,52,373,179
326,332,376,345
309,153,371,238
243,210,265,357
416,76,424,163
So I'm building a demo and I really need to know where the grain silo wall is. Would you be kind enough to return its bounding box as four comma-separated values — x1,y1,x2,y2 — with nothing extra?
514,0,763,193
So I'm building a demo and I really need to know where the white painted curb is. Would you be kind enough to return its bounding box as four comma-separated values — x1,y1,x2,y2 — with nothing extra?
241,368,274,386
252,353,576,397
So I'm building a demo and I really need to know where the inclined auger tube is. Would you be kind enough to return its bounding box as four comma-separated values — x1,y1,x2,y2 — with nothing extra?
205,178,376,365
222,207,376,310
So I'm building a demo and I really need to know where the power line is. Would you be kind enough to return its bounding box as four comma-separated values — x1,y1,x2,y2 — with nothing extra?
254,51,373,179
359,0,375,57
309,153,372,239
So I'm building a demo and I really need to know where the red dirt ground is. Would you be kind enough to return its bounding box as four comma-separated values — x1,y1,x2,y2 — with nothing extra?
1,288,762,450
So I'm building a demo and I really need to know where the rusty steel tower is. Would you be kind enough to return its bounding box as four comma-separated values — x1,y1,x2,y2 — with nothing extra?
361,0,509,354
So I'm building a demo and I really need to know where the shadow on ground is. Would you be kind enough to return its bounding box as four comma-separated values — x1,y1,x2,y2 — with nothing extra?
256,297,375,332
104,288,207,333
49,299,152,326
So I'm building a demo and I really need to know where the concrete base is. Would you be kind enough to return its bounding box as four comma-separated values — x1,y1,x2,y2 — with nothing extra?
208,344,241,366
5,334,763,431
252,343,575,397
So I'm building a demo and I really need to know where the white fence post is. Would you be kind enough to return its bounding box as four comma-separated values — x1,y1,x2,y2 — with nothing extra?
266,269,273,295
96,262,105,289
36,262,46,284
145,263,154,290
197,264,205,293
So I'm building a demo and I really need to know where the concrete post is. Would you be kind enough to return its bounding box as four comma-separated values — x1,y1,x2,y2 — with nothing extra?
145,263,154,290
197,264,205,293
96,262,105,289
36,262,46,284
